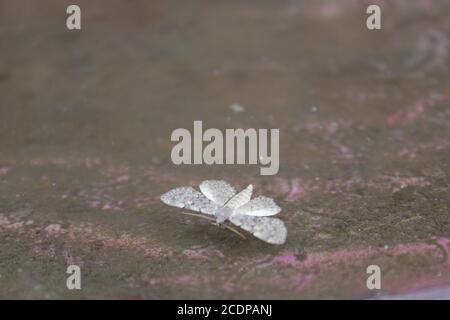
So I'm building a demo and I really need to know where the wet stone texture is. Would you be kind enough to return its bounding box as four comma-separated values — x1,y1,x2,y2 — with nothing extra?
0,0,449,299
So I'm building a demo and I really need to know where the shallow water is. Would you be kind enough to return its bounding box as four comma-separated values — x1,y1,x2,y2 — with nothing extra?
0,0,449,299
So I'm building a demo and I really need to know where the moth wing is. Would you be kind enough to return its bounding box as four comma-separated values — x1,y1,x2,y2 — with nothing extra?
234,196,281,217
229,214,287,245
160,186,218,215
199,180,236,206
225,184,253,210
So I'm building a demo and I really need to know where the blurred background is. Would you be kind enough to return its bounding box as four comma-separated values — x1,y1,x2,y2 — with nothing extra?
0,0,449,299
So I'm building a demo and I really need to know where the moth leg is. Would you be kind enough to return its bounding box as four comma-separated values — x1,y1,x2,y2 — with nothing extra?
180,211,246,240
209,221,247,240
179,211,216,223
219,223,247,240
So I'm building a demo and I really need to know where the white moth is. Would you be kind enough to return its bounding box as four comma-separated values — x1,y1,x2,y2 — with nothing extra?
160,180,287,245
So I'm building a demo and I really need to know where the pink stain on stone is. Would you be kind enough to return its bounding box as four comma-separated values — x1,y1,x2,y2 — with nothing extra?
182,247,225,260
260,178,290,198
115,175,130,183
338,145,354,160
250,240,450,294
0,167,11,175
1,213,242,262
387,94,448,126
147,274,207,288
44,224,64,236
280,174,432,202
386,242,438,260
292,273,315,292
272,251,302,267
258,240,445,272
0,215,27,230
419,0,433,10
383,175,430,190
0,222,170,259
148,278,161,286
223,281,238,293
173,275,202,286
28,156,101,169
398,148,417,159
291,120,352,135
286,178,304,202
308,1,344,20
63,224,174,258
267,271,315,293
433,237,450,264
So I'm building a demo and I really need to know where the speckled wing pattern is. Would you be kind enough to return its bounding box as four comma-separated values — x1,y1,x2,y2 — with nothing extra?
160,181,288,245
225,184,253,210
199,180,236,206
160,186,218,215
229,214,287,245
234,196,281,217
